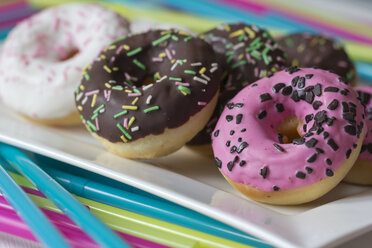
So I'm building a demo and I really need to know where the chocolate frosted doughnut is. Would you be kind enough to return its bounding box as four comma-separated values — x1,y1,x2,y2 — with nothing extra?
187,23,287,148
212,67,365,205
75,29,221,159
278,33,357,85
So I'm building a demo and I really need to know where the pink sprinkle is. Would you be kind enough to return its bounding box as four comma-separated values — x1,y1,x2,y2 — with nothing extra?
338,61,348,68
171,49,176,55
125,73,131,80
175,82,190,86
63,66,70,81
165,48,172,60
116,46,123,55
47,77,52,83
53,18,60,31
128,93,142,97
123,118,128,129
198,101,207,106
106,90,111,102
75,67,82,72
104,89,108,99
110,57,116,63
254,67,259,77
95,118,100,131
85,90,99,96
152,57,163,62
83,38,92,46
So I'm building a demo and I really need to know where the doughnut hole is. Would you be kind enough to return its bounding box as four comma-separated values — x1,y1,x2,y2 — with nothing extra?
276,116,303,144
59,47,79,61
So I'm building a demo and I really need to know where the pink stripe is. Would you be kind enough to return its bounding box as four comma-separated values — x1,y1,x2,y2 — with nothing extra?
216,0,268,14
220,0,372,45
85,90,99,96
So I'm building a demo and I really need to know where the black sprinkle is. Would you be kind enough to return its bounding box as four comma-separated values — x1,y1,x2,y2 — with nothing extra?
305,91,315,104
307,153,317,163
296,171,306,179
285,66,300,74
272,83,286,93
238,137,242,142
241,128,246,132
305,86,314,92
226,115,233,122
239,160,246,166
260,166,268,179
326,117,336,126
368,143,372,154
327,99,339,110
230,146,237,153
304,132,314,137
346,149,352,159
278,133,284,144
326,168,334,177
353,143,357,149
215,157,222,168
237,142,249,153
297,77,306,88
235,103,244,108
291,76,299,87
257,110,267,119
291,90,300,102
305,114,314,123
227,161,235,171
303,124,307,132
282,86,293,95
293,137,305,145
273,186,280,191
313,101,322,110
230,130,235,136
275,103,285,112
323,131,330,139
273,143,285,152
361,144,367,153
226,103,235,109
326,158,332,165
260,93,272,102
298,89,306,100
344,125,356,136
342,102,349,112
324,87,339,92
214,130,219,137
340,89,349,96
314,84,322,96
226,141,231,147
315,148,324,154
343,112,355,123
305,74,313,79
305,166,313,174
251,83,258,86
236,114,243,124
305,138,318,148
327,139,339,151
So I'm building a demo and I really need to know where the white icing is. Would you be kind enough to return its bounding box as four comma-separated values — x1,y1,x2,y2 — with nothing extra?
0,3,130,119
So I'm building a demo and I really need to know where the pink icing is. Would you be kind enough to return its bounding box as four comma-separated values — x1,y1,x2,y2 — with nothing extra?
355,86,372,161
212,68,365,192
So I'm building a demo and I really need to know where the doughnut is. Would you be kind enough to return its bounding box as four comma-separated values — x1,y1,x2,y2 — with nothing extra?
0,3,130,125
187,23,287,152
278,33,357,85
212,67,365,205
75,29,221,159
344,86,372,185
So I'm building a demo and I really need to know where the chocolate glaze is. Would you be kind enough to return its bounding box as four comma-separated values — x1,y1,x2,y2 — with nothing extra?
278,33,356,84
75,29,221,143
188,23,287,145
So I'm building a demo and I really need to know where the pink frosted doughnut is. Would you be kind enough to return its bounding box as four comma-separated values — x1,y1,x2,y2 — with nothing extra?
344,86,372,185
212,67,366,205
0,3,130,125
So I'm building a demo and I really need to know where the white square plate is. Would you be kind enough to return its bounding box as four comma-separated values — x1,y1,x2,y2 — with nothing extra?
1,104,372,248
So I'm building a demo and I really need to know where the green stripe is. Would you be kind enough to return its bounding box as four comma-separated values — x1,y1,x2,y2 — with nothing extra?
178,85,191,95
127,47,142,57
93,104,105,114
114,110,128,119
116,123,132,140
133,59,146,70
143,106,160,113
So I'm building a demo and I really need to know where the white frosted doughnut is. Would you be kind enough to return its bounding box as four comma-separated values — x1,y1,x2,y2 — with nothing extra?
0,3,130,123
